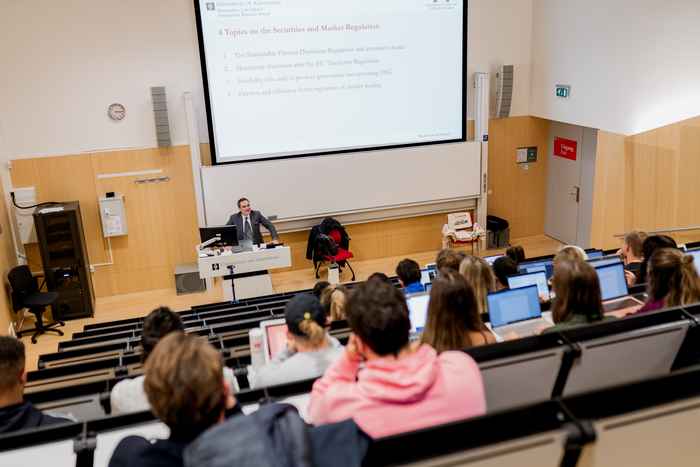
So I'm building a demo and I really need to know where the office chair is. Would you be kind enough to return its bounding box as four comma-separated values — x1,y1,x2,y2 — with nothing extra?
8,265,64,344
308,218,355,281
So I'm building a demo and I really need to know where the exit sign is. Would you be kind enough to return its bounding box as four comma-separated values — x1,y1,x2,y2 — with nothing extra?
555,84,571,98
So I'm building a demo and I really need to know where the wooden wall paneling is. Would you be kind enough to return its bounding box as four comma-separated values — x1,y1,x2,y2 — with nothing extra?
10,155,106,267
676,121,700,229
0,180,18,334
590,131,627,249
627,131,659,232
487,116,550,239
91,147,200,296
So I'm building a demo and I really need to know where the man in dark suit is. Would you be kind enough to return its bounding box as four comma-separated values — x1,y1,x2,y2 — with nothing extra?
226,197,279,245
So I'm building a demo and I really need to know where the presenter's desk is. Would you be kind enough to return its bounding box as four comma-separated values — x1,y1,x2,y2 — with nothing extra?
198,246,292,300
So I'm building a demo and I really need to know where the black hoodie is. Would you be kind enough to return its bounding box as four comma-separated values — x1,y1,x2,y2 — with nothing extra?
0,401,70,434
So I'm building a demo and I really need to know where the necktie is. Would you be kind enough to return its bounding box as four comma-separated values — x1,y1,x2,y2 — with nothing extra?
244,217,252,240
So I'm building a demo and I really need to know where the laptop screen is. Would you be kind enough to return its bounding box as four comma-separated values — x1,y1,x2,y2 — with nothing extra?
588,255,623,268
407,293,430,334
483,255,503,265
487,285,541,328
507,271,550,300
420,268,437,286
519,260,554,279
264,323,288,360
688,249,700,275
594,262,628,301
587,250,604,259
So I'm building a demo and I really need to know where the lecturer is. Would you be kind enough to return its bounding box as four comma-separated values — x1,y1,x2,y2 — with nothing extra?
226,197,279,245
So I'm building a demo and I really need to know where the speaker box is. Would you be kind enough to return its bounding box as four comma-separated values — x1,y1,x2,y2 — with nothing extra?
151,86,171,147
495,65,514,118
175,263,206,295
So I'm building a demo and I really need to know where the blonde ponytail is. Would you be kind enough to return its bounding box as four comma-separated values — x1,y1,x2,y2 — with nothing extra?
297,317,326,346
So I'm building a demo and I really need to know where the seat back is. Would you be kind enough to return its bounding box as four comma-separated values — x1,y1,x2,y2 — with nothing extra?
479,347,567,412
562,320,689,396
577,396,700,467
7,265,39,311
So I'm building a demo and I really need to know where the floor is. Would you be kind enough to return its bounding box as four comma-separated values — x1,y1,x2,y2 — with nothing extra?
19,234,563,371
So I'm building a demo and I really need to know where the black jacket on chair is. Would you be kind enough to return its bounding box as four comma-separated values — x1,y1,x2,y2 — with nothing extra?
305,218,350,263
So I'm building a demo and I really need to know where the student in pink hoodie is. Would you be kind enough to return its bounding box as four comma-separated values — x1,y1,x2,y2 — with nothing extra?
309,279,486,438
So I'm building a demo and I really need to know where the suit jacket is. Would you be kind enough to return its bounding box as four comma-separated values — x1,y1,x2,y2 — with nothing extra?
226,210,278,245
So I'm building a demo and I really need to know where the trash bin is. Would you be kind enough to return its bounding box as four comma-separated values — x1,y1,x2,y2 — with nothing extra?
487,215,510,249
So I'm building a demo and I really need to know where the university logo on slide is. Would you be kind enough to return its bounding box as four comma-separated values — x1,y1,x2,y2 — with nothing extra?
553,137,577,161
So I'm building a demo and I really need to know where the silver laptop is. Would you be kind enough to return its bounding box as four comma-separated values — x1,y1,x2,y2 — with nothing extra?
594,262,643,313
487,285,551,339
688,248,700,275
507,271,550,301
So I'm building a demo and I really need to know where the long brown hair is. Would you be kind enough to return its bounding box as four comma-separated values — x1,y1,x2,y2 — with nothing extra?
420,271,488,353
459,255,495,315
647,248,700,307
551,259,604,324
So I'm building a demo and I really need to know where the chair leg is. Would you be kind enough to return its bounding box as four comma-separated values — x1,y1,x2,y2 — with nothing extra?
27,308,64,344
345,260,356,281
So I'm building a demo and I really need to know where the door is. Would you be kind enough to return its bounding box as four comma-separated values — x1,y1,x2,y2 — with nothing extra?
545,123,583,245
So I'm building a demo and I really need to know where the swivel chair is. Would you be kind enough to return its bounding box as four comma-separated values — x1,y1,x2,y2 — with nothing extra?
8,265,64,344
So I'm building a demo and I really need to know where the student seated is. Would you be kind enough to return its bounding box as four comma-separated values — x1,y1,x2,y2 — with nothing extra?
436,248,466,272
420,271,496,352
309,280,486,438
311,280,331,298
253,293,343,389
639,235,678,284
618,231,646,285
635,248,700,314
543,258,614,333
492,257,519,291
366,271,391,283
557,245,588,261
395,258,424,294
109,333,238,467
320,284,348,322
506,245,526,265
111,307,238,414
459,255,496,315
0,336,70,433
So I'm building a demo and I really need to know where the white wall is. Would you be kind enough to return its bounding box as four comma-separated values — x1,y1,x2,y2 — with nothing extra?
0,0,533,161
468,0,533,119
0,0,207,159
530,0,700,135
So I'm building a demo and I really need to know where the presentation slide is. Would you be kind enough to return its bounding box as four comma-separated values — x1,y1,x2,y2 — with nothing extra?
196,0,465,164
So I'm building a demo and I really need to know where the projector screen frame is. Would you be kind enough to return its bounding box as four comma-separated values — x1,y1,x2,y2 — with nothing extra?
192,0,468,166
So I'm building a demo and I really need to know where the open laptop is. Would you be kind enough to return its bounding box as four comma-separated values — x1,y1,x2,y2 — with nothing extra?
420,268,437,287
483,254,503,265
594,262,643,313
406,293,430,338
507,271,550,301
260,318,288,363
518,259,554,279
486,285,551,339
588,254,623,268
687,248,700,275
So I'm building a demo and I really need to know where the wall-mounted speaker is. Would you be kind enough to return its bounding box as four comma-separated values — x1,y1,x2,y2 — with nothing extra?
495,65,514,119
151,86,172,147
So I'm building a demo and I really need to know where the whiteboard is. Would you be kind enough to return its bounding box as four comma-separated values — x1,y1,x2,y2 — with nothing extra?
202,141,481,225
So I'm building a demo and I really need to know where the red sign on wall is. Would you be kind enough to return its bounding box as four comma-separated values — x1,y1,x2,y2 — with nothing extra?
553,137,578,161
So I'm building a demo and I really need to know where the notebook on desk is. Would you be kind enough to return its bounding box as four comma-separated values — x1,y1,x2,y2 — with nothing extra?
594,262,643,313
486,285,551,339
